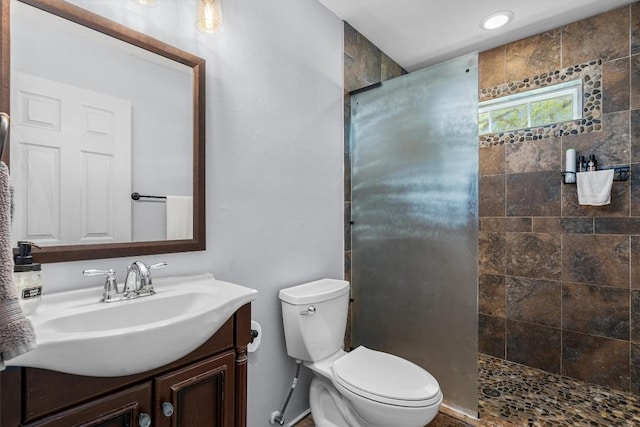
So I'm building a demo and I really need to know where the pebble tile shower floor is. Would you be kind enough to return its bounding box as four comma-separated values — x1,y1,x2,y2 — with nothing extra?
478,354,640,427
296,354,640,426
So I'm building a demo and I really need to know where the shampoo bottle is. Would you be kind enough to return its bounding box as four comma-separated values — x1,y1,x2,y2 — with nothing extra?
13,241,43,315
577,156,587,172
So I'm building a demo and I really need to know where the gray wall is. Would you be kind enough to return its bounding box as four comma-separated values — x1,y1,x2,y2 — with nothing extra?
30,0,344,425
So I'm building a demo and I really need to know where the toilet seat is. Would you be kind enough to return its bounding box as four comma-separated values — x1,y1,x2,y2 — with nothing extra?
332,346,441,408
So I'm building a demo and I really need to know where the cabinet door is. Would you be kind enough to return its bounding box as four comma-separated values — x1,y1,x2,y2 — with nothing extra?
155,351,236,427
26,382,152,427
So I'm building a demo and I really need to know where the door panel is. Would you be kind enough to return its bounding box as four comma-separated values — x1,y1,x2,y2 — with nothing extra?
155,351,236,427
26,382,151,427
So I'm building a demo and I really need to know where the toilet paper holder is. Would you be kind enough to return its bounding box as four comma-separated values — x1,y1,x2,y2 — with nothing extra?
248,320,262,353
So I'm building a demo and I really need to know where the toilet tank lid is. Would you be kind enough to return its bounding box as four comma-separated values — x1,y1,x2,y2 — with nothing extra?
279,279,349,305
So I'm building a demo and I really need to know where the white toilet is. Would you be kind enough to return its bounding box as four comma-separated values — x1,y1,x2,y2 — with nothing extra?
279,279,442,427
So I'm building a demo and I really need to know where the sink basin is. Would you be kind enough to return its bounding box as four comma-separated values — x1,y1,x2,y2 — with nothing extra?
7,273,257,377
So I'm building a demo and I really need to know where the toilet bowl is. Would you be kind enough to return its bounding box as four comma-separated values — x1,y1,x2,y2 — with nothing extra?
279,279,442,427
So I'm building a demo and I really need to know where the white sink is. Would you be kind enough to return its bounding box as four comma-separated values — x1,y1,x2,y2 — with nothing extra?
7,273,257,377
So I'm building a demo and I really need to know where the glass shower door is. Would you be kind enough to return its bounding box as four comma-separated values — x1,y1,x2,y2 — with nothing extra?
350,53,479,416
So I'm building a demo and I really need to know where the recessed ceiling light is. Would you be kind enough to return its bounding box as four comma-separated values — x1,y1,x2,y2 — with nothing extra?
131,0,158,6
480,11,514,30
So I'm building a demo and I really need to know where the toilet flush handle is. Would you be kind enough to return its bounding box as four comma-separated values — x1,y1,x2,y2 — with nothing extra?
300,305,316,316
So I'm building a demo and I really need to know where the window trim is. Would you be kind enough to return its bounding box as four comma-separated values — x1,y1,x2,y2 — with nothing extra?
479,79,583,135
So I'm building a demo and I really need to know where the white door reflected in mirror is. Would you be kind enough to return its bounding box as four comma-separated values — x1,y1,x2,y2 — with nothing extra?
12,72,132,246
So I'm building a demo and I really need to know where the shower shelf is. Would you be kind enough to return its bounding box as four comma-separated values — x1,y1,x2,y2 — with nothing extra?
561,166,630,184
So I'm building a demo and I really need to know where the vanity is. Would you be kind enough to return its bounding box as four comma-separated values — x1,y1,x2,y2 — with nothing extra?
1,304,251,427
1,272,258,427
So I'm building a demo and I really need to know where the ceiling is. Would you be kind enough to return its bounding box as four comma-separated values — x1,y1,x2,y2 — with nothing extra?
317,0,637,72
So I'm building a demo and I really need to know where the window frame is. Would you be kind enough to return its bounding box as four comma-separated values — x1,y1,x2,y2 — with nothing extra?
478,79,583,135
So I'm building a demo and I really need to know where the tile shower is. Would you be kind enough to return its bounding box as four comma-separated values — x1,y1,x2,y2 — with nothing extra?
478,2,640,394
336,2,640,426
476,2,640,425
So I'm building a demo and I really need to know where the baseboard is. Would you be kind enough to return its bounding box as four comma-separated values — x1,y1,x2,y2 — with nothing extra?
440,401,480,426
287,408,311,427
283,403,479,426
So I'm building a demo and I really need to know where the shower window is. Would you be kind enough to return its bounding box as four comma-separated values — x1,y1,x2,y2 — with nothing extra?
479,79,582,135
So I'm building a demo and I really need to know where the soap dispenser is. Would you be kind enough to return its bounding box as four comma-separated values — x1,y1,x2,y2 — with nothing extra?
13,241,43,315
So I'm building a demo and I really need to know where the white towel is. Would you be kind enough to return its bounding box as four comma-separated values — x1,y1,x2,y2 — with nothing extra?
0,162,37,370
166,196,193,240
576,169,615,206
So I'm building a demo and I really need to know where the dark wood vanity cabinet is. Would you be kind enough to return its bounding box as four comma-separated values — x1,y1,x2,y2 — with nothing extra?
0,304,251,427
24,382,153,427
154,351,235,427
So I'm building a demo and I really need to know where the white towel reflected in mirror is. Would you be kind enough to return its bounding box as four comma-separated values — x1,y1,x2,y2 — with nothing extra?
166,196,193,240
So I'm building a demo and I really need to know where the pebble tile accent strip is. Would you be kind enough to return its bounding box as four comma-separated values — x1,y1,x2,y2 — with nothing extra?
479,60,602,147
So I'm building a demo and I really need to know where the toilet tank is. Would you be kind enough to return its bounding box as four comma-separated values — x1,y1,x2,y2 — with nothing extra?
279,279,349,361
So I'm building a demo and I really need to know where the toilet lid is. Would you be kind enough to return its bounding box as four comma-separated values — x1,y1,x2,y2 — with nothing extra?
332,346,441,407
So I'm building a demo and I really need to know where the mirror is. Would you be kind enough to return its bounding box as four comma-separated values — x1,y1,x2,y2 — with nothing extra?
1,0,206,263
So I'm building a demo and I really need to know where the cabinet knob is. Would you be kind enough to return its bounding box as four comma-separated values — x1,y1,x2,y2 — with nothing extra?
162,401,174,417
139,412,152,427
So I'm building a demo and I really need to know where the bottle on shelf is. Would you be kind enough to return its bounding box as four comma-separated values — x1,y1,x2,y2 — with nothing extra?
577,156,587,172
587,155,597,172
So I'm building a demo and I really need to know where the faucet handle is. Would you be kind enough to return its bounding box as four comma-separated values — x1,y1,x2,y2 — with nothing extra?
149,262,167,270
141,262,166,293
83,268,118,276
83,268,120,302
132,261,166,296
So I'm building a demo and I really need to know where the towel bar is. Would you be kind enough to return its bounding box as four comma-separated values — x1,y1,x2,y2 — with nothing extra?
131,192,167,201
561,166,630,184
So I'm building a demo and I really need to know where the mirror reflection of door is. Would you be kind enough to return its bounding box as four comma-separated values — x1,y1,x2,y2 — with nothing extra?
11,72,132,246
10,0,195,251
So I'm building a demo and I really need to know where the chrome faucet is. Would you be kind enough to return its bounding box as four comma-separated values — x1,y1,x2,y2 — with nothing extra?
84,261,167,302
124,261,167,297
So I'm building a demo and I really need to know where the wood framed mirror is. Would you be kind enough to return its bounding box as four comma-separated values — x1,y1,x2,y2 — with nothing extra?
0,0,205,263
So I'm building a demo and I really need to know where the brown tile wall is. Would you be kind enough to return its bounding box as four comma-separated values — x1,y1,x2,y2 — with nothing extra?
479,3,640,394
343,22,406,350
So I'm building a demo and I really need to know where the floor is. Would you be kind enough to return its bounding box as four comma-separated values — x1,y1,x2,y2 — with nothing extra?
477,354,640,427
294,354,640,427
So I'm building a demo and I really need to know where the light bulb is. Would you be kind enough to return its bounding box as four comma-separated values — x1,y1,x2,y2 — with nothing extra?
197,0,223,35
131,0,158,6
